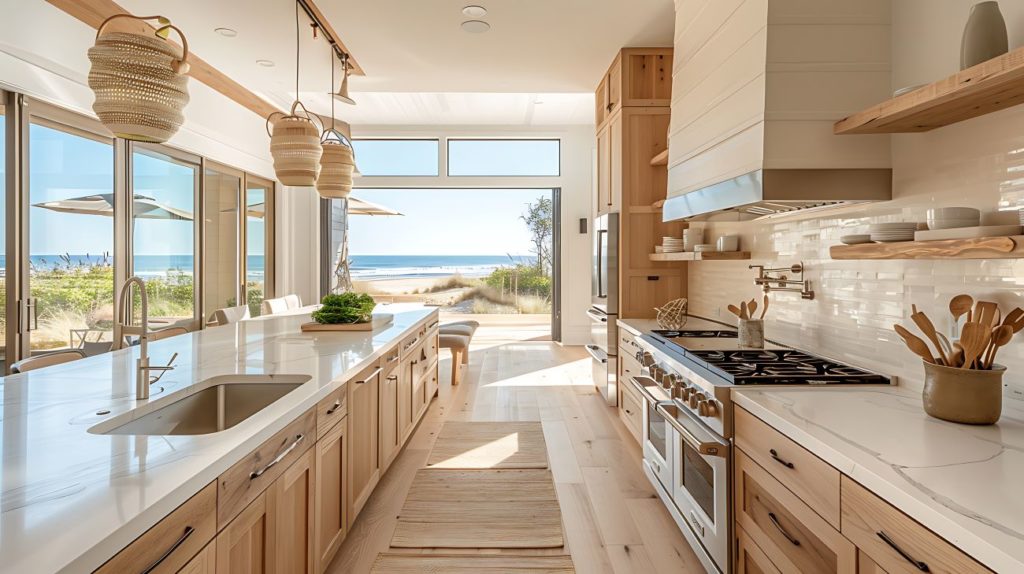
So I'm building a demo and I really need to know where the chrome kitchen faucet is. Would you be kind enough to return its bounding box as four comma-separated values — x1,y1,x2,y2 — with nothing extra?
113,276,178,400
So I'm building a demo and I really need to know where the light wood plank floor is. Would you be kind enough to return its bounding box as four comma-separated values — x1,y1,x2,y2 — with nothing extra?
327,322,705,574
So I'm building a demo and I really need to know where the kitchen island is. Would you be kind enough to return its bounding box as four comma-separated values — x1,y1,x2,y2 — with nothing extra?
0,303,438,574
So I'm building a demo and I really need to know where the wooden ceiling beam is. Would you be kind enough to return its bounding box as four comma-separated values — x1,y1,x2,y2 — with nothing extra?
47,0,284,119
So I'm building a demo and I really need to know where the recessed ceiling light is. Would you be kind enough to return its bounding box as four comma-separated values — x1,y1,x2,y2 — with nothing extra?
256,59,275,67
534,100,544,105
214,27,237,37
462,5,487,18
461,20,490,33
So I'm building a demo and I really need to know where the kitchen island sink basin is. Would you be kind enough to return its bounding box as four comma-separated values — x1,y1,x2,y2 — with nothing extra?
89,374,312,436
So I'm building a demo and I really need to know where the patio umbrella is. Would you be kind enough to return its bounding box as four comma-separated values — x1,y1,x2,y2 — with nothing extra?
33,193,193,220
333,196,402,293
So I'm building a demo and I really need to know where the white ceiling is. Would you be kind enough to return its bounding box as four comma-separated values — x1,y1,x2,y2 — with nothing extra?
116,0,675,125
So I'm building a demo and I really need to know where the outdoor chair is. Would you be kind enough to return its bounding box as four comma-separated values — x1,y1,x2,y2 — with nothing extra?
11,349,87,374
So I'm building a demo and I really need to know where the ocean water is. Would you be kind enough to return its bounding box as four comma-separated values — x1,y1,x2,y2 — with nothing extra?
350,255,534,281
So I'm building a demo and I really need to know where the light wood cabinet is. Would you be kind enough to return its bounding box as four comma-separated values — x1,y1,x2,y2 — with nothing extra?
314,415,348,573
735,449,857,573
179,541,217,574
608,112,622,214
841,477,991,574
95,481,217,574
380,365,401,473
216,491,274,574
596,121,613,214
737,525,780,574
269,447,316,573
348,362,382,519
595,48,673,131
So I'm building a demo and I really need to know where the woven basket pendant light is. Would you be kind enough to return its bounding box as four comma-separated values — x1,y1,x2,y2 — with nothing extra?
317,54,356,198
87,14,191,143
268,1,322,187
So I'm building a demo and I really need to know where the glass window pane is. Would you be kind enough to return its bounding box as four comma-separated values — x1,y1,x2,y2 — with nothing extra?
132,149,197,325
29,122,114,352
447,139,560,176
245,182,269,316
0,106,6,367
203,167,240,321
352,139,439,176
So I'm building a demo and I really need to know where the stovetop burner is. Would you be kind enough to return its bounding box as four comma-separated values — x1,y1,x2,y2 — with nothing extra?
686,349,889,385
652,329,738,339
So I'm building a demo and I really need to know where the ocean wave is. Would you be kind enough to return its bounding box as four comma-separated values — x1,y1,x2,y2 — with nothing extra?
351,264,504,281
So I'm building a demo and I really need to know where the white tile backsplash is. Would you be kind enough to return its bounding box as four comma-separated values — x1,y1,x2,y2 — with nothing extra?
686,104,1024,400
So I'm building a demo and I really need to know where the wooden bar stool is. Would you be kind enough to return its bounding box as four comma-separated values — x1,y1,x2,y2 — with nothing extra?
439,333,470,386
440,320,479,366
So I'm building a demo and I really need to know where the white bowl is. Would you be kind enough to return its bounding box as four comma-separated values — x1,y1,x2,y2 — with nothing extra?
716,235,739,251
694,244,715,252
869,222,918,232
926,218,980,230
926,207,980,220
840,234,872,245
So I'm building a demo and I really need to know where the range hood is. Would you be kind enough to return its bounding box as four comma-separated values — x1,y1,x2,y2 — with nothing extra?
662,168,892,222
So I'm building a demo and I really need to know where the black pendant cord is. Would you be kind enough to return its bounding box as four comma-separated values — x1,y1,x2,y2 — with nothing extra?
295,0,300,104
330,52,336,130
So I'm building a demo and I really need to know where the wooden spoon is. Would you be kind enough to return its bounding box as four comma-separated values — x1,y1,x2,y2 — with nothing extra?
910,308,949,365
760,294,769,320
893,324,935,364
985,325,1013,369
727,304,743,318
747,299,758,319
740,301,749,320
960,322,991,370
949,294,973,324
949,342,965,368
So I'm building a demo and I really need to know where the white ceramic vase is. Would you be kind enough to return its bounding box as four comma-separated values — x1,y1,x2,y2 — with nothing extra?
961,1,1008,69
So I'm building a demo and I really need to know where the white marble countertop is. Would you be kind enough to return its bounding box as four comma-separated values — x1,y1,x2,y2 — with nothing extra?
732,386,1024,573
0,303,437,574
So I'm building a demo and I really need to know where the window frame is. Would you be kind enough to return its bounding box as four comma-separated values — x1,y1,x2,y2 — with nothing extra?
351,137,442,177
445,138,562,177
244,173,275,306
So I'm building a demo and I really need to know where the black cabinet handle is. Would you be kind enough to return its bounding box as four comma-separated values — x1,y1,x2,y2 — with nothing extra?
767,512,800,546
877,531,930,572
769,448,795,469
140,526,194,574
325,400,341,415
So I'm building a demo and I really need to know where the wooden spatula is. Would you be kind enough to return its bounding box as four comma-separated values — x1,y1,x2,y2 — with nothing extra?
974,301,999,329
747,299,757,319
960,322,991,370
727,304,743,318
949,342,965,368
984,325,1013,369
740,301,749,320
910,308,949,366
760,294,769,319
893,324,935,364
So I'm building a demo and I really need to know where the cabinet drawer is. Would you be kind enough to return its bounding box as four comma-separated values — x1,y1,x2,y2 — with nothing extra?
840,477,991,574
735,406,841,527
316,385,348,440
218,409,316,527
735,449,856,574
619,386,643,441
620,358,643,403
412,370,428,422
737,525,780,574
96,481,217,574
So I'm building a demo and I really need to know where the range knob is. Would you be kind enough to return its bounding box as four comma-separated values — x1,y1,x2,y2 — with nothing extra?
702,400,719,417
635,350,644,363
650,365,663,381
679,385,692,400
689,391,705,409
640,352,655,367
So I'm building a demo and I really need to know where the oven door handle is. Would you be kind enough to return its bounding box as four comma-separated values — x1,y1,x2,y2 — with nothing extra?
586,308,608,323
656,402,728,458
629,375,662,404
585,344,608,363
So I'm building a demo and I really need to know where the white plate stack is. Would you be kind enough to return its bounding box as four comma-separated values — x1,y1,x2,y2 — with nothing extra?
869,222,917,243
662,237,684,253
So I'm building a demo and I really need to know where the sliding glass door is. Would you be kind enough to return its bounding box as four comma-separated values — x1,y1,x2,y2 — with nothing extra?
245,177,273,316
130,146,199,327
27,120,115,354
203,163,241,322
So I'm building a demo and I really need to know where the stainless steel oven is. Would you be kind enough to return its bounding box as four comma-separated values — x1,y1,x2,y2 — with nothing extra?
629,376,673,489
658,402,730,571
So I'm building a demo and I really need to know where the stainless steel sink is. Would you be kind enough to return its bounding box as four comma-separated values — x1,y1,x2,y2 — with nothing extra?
89,374,311,436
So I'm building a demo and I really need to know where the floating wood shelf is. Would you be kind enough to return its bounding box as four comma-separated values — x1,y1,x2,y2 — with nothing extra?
649,251,750,262
834,47,1024,134
650,149,668,166
830,236,1023,260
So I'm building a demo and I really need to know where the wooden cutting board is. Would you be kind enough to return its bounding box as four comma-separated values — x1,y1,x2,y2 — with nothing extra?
300,313,393,332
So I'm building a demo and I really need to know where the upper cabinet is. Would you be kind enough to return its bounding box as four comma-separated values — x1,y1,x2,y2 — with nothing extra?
664,0,894,221
595,48,674,130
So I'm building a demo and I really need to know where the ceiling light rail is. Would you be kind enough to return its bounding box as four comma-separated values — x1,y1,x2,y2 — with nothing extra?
295,0,363,75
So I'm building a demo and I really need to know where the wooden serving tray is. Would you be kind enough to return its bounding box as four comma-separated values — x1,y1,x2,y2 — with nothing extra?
301,313,393,332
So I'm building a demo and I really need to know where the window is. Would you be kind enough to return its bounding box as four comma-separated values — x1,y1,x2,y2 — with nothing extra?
245,177,273,316
203,164,241,321
28,121,115,352
131,147,198,325
447,139,560,176
352,139,439,176
0,101,6,367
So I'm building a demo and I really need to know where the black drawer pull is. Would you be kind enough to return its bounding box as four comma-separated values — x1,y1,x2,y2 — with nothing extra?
769,448,795,469
325,400,342,415
877,531,930,572
140,526,194,574
767,512,800,546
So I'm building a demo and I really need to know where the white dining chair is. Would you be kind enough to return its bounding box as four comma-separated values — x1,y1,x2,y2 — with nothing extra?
10,349,87,374
261,297,290,316
210,305,251,326
284,294,302,309
149,326,189,341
